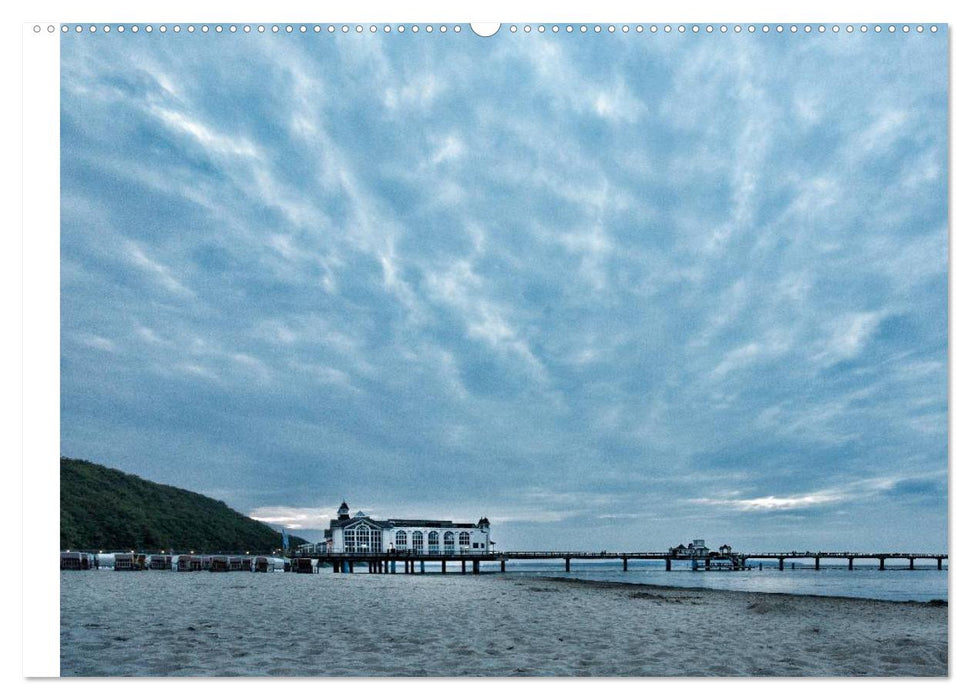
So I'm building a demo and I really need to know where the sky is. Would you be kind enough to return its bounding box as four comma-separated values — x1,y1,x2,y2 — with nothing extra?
60,25,948,552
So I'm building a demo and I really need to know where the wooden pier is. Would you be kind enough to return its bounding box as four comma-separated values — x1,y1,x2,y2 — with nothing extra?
301,550,949,574
59,549,949,574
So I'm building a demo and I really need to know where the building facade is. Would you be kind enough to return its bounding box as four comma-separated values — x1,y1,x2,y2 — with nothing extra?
668,539,710,557
322,502,493,555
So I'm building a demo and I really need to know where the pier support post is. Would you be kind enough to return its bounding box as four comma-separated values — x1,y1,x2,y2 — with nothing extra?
848,558,853,571
565,558,571,572
442,560,447,574
500,560,506,573
879,558,885,571
623,558,628,571
815,558,820,570
778,558,785,571
909,558,915,570
349,561,354,573
420,561,425,574
937,558,942,570
665,558,671,571
473,560,480,574
705,558,711,571
461,560,466,574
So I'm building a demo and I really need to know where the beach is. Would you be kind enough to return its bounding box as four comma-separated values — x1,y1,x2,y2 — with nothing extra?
60,571,947,677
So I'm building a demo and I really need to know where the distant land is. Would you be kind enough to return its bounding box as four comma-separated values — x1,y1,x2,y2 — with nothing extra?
60,457,306,553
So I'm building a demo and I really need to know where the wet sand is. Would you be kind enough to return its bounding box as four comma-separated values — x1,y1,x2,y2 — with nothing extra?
60,571,948,676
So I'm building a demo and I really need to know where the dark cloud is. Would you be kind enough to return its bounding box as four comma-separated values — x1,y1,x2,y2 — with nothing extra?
60,30,948,552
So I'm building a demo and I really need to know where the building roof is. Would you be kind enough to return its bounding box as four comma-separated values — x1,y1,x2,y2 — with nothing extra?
329,515,483,530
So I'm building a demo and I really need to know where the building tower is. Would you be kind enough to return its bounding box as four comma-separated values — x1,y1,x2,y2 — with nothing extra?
337,501,350,521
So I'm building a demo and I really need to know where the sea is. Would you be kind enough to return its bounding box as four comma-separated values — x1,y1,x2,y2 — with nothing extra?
491,558,948,602
79,556,948,602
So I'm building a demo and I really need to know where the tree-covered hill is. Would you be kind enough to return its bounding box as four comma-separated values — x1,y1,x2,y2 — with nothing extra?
60,457,307,553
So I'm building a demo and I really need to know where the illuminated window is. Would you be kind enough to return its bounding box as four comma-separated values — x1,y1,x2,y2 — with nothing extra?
412,531,423,553
428,531,440,553
444,531,455,554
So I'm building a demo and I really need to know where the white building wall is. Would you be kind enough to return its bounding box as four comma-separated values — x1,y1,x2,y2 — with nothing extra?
329,524,491,554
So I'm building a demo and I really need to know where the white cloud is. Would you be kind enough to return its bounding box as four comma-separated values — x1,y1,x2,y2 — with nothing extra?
126,242,194,297
249,506,334,531
75,333,118,353
431,134,467,165
153,106,257,158
814,311,885,366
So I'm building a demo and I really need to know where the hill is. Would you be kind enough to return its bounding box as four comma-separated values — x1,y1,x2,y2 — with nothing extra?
60,457,307,553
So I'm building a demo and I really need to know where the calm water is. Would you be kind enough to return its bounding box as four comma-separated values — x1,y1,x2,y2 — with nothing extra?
84,557,948,602
486,559,948,602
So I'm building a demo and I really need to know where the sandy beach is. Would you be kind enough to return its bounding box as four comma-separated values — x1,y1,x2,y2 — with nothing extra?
60,571,947,677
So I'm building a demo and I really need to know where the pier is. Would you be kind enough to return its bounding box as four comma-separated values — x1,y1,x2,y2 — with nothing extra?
60,549,949,573
300,550,948,574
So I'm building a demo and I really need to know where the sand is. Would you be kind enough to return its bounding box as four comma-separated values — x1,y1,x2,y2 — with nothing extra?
59,571,948,677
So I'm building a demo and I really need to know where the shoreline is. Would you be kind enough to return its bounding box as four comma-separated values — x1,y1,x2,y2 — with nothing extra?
529,574,950,607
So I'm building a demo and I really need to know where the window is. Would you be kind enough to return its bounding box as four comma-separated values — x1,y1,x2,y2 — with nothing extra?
459,532,471,549
428,531,440,554
444,531,455,554
345,523,382,553
395,530,408,549
412,531,423,553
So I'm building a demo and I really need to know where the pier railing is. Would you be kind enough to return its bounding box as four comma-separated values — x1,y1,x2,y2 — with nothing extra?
63,548,949,573
297,549,947,574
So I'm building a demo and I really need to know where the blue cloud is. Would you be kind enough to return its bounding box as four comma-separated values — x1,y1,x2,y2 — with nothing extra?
60,28,948,552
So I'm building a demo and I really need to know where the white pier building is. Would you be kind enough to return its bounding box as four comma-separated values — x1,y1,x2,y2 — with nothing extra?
315,502,492,555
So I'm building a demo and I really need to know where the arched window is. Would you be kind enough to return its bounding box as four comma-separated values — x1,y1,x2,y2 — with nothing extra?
459,532,471,549
345,523,381,553
444,531,455,554
412,531,423,553
395,530,408,549
428,531,440,554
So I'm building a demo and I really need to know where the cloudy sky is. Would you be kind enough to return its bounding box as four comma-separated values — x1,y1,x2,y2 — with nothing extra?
60,26,947,551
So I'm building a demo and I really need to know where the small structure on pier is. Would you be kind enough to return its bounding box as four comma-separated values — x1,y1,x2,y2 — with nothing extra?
149,554,173,570
254,556,285,572
669,539,710,558
292,557,316,574
113,553,148,571
60,551,95,570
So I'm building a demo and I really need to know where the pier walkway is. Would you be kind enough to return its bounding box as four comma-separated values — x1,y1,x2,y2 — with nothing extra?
298,550,948,574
